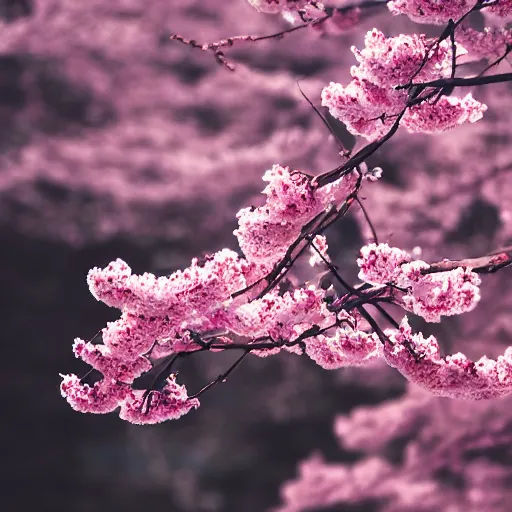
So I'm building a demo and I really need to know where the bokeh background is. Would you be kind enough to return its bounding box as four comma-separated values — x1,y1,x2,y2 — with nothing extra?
3,1,512,511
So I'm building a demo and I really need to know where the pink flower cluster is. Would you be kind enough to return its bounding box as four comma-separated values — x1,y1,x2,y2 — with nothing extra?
350,29,454,88
247,0,310,14
87,250,248,317
484,0,512,18
61,254,333,418
60,249,252,423
387,0,511,23
321,29,486,140
61,231,511,423
226,287,325,342
235,164,358,268
277,453,396,512
358,243,481,322
62,165,511,423
305,318,382,369
60,374,199,424
279,384,512,511
60,164,366,422
387,0,476,25
403,93,487,133
385,317,512,399
456,24,512,59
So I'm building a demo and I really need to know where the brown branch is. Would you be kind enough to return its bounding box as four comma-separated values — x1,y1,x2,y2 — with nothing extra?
355,196,378,243
169,0,387,70
477,44,512,77
188,350,250,399
399,72,512,90
421,247,512,275
313,108,407,188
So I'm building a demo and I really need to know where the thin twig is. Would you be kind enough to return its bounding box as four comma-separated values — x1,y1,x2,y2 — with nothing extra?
355,196,378,243
399,72,512,90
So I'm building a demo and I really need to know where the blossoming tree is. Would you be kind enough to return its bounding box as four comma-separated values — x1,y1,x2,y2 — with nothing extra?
53,1,512,508
61,0,512,435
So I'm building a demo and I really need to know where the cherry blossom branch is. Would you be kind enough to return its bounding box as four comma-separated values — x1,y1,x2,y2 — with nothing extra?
188,350,251,399
317,39,509,188
308,238,400,347
169,0,387,70
477,44,512,76
313,108,407,188
355,197,378,243
232,170,364,300
421,247,512,275
233,23,507,303
406,4,477,84
153,324,336,402
399,72,512,90
60,0,512,425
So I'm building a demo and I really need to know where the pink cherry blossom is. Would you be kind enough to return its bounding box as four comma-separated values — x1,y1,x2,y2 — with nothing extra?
484,0,512,18
227,287,326,341
321,29,484,140
357,243,412,285
350,29,454,87
384,317,512,399
334,384,432,453
456,24,512,59
119,379,200,425
305,324,382,369
358,243,481,322
73,339,152,383
60,373,199,423
403,93,487,134
401,265,481,322
235,164,358,267
100,312,172,359
60,375,130,414
277,453,396,511
247,0,309,14
88,249,248,317
387,0,477,25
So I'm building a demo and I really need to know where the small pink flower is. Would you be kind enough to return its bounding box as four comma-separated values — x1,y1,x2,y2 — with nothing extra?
358,243,481,322
60,374,129,414
305,326,382,369
403,94,487,134
484,0,512,18
119,379,200,425
384,317,512,399
387,0,477,25
247,0,309,14
72,339,152,383
357,243,411,285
